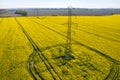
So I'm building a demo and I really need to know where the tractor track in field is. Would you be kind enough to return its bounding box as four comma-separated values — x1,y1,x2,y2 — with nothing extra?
36,17,120,39
80,21,120,33
34,17,120,43
40,43,97,79
43,20,120,42
30,19,120,65
111,65,120,80
15,18,62,80
77,22,120,38
16,18,120,80
75,27,120,42
104,64,120,80
29,19,120,80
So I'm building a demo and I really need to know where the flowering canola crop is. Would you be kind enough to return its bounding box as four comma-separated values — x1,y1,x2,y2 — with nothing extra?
0,15,120,80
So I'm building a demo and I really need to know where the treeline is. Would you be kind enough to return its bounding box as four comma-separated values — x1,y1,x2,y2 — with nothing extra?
15,10,27,16
22,8,120,16
0,10,8,14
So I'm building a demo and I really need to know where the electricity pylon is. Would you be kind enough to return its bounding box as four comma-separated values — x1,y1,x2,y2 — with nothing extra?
65,6,73,60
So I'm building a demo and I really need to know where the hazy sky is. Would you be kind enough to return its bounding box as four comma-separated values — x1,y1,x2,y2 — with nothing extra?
0,0,120,8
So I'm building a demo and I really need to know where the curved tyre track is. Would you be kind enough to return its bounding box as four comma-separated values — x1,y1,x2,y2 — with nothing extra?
16,17,120,80
104,64,120,80
29,19,120,80
15,18,61,80
29,19,120,65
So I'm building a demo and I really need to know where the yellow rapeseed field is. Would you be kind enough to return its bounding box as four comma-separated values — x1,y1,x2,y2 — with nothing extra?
0,14,120,80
